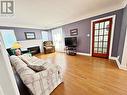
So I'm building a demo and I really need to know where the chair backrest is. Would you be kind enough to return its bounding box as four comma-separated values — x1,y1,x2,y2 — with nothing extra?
43,41,53,47
6,48,14,56
6,48,22,56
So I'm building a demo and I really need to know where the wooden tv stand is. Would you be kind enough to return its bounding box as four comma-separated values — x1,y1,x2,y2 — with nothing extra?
65,46,77,56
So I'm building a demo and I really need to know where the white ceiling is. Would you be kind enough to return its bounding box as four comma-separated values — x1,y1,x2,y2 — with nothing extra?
0,0,125,29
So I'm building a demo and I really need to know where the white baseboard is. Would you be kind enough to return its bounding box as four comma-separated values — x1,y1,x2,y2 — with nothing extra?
116,58,127,70
76,52,127,70
116,58,122,68
109,56,117,60
106,56,127,70
77,53,127,70
110,56,127,70
77,52,91,56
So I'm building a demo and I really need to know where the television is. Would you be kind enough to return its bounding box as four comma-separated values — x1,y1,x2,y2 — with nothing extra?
65,37,77,47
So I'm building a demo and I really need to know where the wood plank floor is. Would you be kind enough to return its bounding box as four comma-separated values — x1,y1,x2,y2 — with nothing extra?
35,52,127,95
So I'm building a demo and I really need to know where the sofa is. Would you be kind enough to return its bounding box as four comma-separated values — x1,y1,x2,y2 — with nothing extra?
43,41,55,54
10,55,63,95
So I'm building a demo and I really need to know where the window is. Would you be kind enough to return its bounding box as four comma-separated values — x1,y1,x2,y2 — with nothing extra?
51,28,64,52
0,29,16,49
41,31,49,41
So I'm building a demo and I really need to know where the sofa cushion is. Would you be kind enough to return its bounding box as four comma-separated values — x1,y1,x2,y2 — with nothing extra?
19,54,48,66
19,53,32,61
45,47,53,49
28,64,46,72
44,41,53,46
10,55,27,67
19,54,38,64
10,55,35,83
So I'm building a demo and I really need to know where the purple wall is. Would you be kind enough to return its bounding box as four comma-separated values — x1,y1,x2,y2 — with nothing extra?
0,26,52,41
118,5,127,63
14,28,42,41
63,19,91,53
62,9,123,57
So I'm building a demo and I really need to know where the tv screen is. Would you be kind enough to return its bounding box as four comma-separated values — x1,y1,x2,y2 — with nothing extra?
65,37,77,47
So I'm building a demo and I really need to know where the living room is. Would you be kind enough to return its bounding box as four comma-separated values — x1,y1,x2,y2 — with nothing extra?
0,0,127,95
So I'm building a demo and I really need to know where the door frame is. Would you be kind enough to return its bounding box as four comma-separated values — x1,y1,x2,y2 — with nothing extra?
0,32,20,95
90,15,116,59
121,27,127,68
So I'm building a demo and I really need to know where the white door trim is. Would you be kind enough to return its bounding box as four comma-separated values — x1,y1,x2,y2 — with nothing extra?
0,85,4,95
0,33,20,95
121,28,127,68
90,15,116,59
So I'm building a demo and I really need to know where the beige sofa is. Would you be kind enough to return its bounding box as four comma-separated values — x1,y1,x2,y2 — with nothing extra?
10,55,63,95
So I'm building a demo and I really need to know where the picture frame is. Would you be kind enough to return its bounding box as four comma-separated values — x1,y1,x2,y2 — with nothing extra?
70,28,78,36
25,32,36,40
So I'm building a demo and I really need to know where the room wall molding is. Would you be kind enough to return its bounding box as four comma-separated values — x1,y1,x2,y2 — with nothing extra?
106,56,127,70
109,56,117,60
116,58,127,70
121,0,127,8
77,51,127,70
77,52,117,60
77,52,91,56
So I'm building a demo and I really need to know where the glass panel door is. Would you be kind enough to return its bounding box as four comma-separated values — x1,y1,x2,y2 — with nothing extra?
92,18,112,58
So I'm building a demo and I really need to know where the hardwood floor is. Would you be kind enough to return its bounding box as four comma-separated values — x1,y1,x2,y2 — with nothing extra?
35,52,127,95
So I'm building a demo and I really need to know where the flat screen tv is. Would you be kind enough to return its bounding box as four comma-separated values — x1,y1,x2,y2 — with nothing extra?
65,37,77,47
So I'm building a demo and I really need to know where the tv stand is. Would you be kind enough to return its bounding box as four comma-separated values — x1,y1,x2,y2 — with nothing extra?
65,46,77,56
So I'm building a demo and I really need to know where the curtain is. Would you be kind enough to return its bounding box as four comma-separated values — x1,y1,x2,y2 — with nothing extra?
51,28,64,52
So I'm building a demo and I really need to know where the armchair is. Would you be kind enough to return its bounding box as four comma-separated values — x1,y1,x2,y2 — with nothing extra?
43,41,55,54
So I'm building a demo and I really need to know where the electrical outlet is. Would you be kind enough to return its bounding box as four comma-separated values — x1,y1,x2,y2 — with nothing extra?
87,34,90,37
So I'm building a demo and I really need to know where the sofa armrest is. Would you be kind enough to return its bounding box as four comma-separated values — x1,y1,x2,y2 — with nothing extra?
25,64,63,95
32,64,63,82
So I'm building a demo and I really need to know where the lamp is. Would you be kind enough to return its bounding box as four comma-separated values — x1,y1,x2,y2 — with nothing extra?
12,42,22,56
12,42,21,49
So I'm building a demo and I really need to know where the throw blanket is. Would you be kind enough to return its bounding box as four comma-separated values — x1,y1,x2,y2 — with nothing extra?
10,55,63,95
26,64,63,95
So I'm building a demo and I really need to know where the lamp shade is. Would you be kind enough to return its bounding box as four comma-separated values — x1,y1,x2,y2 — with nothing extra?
12,42,21,49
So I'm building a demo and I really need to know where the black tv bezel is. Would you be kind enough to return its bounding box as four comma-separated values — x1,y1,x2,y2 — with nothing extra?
65,37,77,47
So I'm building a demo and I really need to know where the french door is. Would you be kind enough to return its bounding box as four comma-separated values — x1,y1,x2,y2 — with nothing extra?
92,18,112,58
